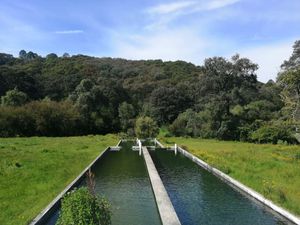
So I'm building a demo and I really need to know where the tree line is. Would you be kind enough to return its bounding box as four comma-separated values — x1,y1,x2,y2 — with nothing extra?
0,41,300,144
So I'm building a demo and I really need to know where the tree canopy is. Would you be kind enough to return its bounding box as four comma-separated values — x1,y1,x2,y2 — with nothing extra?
1,88,28,106
0,41,299,144
135,116,159,139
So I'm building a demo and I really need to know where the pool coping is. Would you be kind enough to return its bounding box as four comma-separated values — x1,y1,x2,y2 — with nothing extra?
142,146,181,225
29,143,116,225
155,139,300,225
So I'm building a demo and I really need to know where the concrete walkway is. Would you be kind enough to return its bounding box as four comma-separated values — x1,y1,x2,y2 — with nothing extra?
142,147,181,225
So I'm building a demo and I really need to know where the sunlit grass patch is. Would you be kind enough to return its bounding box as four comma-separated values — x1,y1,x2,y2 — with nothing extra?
0,134,117,225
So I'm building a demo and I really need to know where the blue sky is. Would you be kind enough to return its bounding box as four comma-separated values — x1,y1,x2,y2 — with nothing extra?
0,0,300,82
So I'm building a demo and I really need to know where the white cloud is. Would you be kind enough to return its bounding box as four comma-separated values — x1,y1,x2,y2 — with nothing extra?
237,40,294,82
54,30,83,34
144,0,241,30
146,0,241,16
203,0,241,11
112,28,215,64
147,1,197,15
140,0,296,84
112,25,294,84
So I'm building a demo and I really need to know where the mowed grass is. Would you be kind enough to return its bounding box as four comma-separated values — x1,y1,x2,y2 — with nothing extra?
160,137,300,216
0,134,117,225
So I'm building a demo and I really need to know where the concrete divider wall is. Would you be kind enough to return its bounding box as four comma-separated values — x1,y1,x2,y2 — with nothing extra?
116,139,122,147
155,139,300,225
142,146,181,225
154,138,164,148
30,144,116,225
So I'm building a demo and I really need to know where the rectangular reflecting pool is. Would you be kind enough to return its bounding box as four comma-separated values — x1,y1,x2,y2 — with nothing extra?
150,148,290,225
92,141,161,225
43,141,161,225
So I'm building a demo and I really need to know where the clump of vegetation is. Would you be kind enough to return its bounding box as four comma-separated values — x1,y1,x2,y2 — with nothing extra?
14,162,22,168
295,153,300,160
278,189,287,203
250,122,297,144
135,116,159,139
56,187,111,225
1,88,28,106
118,102,136,136
262,180,275,196
0,100,80,137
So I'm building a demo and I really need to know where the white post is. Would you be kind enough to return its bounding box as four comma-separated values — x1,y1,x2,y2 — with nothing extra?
139,140,142,156
175,143,177,155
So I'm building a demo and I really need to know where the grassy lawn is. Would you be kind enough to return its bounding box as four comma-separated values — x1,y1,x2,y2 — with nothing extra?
0,134,117,225
159,136,300,217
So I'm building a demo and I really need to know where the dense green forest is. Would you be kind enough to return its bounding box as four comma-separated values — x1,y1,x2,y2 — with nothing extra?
1,41,300,144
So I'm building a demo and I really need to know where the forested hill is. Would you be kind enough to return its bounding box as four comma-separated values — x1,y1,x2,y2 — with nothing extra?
0,53,201,100
1,41,300,143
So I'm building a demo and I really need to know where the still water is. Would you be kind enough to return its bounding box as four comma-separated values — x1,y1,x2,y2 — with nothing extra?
92,141,161,225
44,141,161,225
150,148,289,225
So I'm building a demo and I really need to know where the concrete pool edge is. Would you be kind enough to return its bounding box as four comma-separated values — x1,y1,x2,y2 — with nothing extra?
29,142,119,225
155,139,300,225
142,146,181,225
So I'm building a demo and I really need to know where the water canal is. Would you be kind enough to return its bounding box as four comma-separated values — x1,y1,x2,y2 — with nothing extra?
42,141,294,225
150,148,289,225
92,141,161,225
44,141,161,225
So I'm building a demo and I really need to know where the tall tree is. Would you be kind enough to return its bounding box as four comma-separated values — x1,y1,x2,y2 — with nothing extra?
277,40,300,129
278,69,300,126
62,53,70,58
280,40,300,72
0,53,14,65
46,53,58,60
118,102,136,132
135,116,159,139
1,88,28,106
19,50,27,59
150,87,191,124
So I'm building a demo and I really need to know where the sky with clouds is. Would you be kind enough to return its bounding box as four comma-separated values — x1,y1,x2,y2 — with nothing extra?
0,0,300,82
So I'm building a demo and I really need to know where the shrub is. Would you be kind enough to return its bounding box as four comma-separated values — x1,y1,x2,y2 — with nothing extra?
1,88,28,106
57,187,111,225
216,119,239,140
250,123,297,144
0,100,81,137
169,113,187,136
169,109,217,139
0,106,36,137
164,132,172,137
28,100,80,136
135,116,159,138
169,109,204,137
238,120,263,142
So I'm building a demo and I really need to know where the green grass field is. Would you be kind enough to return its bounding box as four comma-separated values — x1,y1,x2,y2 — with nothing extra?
160,137,300,217
0,134,117,225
